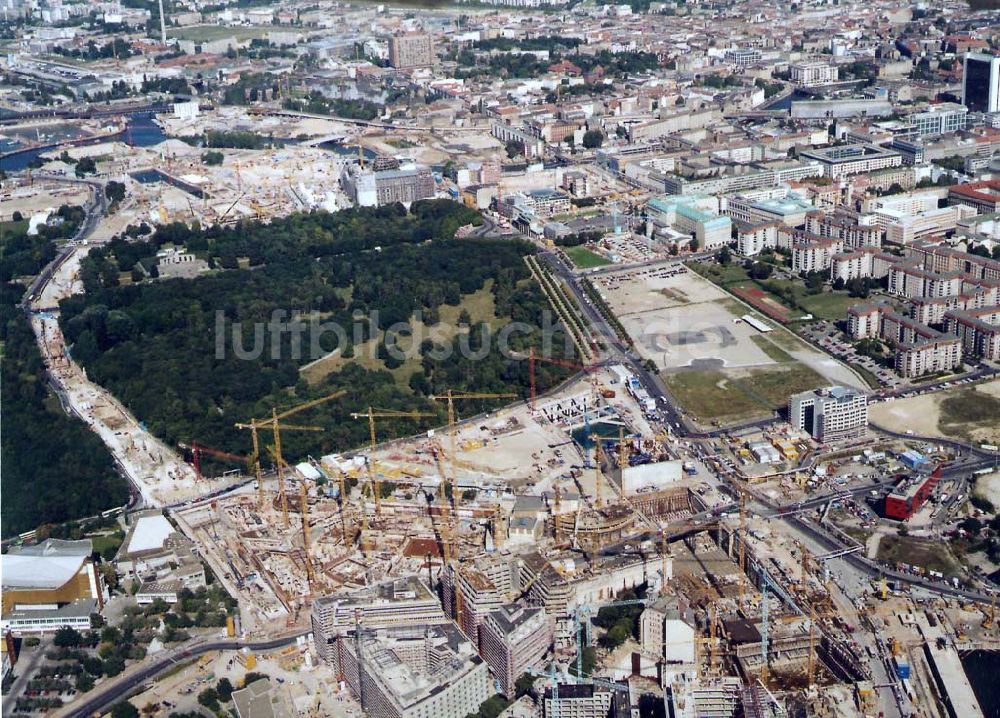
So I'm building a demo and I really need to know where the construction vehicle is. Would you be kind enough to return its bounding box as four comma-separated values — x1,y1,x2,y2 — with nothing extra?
983,592,997,629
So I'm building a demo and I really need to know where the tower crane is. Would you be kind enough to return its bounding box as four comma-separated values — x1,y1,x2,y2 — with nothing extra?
514,348,600,411
236,418,321,512
431,389,515,515
236,390,347,524
350,407,432,518
177,441,249,481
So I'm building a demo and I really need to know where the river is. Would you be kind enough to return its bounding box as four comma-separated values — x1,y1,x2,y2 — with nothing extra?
0,113,168,172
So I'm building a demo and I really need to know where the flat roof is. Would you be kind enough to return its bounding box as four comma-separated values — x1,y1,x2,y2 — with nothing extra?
127,514,175,554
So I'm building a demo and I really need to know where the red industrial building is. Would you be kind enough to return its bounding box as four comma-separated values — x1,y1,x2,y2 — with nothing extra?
883,467,942,520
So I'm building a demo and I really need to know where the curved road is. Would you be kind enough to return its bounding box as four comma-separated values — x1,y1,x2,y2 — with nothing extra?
59,631,308,718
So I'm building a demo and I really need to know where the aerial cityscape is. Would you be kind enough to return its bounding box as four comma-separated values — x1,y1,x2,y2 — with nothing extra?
3,0,1000,717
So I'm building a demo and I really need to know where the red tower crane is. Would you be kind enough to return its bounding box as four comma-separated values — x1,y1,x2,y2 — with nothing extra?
177,441,249,481
518,347,600,411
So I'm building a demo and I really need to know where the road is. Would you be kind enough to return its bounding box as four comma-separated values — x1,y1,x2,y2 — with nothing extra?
21,174,107,310
56,631,309,718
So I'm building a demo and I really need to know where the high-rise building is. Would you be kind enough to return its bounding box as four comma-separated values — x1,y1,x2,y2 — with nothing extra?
480,604,553,697
311,576,447,663
788,386,868,443
543,683,631,718
389,33,435,69
963,53,1000,113
338,623,493,718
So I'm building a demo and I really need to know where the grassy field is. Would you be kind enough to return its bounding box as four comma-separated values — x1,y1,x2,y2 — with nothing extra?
662,362,825,424
796,291,861,321
564,246,611,269
939,388,1000,440
167,25,273,42
877,534,961,576
750,334,794,363
300,283,501,386
692,262,860,322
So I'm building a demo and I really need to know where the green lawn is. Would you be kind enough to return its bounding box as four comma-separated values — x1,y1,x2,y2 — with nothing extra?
750,334,793,363
662,363,825,424
564,246,611,269
167,25,272,42
796,291,861,321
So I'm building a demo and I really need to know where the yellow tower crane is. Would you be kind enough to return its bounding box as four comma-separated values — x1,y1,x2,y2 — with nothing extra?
236,390,347,525
237,418,321,512
350,407,432,518
431,390,515,515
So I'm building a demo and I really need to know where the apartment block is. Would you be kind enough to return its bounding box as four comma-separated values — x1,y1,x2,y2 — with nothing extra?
312,576,447,663
790,61,838,87
479,604,553,697
338,623,492,718
895,337,962,378
389,33,435,69
735,221,779,256
791,236,844,273
887,263,964,299
945,305,1000,360
907,240,1000,281
830,246,895,282
788,386,868,443
804,212,882,248
847,302,890,339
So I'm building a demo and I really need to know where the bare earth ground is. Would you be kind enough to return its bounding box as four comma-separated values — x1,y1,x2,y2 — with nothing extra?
869,378,1000,445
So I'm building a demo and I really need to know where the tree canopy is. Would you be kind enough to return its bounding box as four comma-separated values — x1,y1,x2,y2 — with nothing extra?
61,201,576,472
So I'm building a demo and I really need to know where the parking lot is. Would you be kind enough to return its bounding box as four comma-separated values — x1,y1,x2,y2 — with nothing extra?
799,320,902,390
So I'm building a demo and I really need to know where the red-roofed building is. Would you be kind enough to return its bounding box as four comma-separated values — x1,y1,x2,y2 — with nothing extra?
948,180,1000,214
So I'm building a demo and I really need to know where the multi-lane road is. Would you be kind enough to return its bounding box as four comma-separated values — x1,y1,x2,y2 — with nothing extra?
56,631,309,718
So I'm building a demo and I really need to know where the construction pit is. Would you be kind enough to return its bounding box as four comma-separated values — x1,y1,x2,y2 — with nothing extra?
170,372,714,636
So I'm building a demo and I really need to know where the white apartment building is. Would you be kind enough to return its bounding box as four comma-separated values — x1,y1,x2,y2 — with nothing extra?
790,62,838,87
896,338,963,378
847,302,889,339
736,222,779,256
830,247,895,282
792,238,843,273
804,213,882,248
788,386,868,443
887,264,964,299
